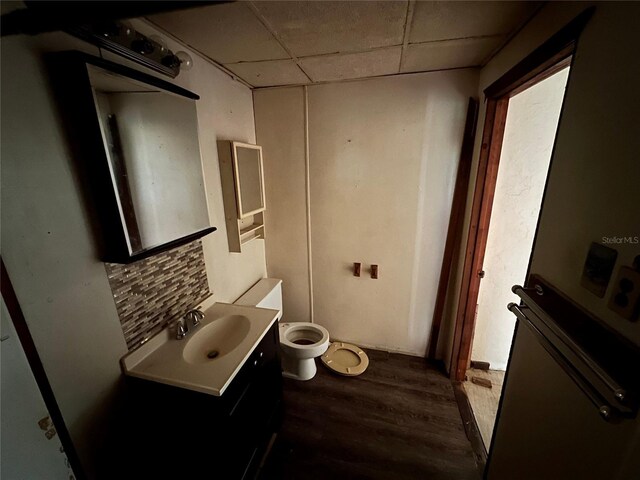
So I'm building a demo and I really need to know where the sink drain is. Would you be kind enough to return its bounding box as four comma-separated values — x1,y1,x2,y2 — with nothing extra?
207,350,219,359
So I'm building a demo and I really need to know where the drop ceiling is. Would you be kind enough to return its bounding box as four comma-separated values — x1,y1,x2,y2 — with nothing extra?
147,1,541,88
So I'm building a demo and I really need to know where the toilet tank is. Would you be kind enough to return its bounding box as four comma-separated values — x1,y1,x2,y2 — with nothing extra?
234,278,283,319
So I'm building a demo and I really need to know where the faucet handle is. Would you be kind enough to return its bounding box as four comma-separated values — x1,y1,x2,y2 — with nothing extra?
175,318,188,340
186,309,204,327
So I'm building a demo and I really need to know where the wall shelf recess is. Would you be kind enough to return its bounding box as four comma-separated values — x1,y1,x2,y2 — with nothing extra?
217,141,266,253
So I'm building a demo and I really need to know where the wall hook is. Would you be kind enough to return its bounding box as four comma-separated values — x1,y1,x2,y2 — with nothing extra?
353,262,361,277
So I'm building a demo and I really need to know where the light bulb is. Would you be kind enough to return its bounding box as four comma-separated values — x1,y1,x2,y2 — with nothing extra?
149,35,168,54
120,21,135,38
176,51,193,71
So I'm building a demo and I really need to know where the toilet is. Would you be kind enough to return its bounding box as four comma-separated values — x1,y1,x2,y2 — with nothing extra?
235,278,330,381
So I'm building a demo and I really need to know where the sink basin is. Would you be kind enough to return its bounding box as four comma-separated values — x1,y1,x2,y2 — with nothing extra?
183,315,251,365
120,302,280,396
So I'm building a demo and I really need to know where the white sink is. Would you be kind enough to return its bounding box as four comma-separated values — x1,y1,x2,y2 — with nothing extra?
183,315,251,365
120,303,279,396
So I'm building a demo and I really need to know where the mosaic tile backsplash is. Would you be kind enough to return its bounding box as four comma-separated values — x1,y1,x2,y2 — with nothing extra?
105,240,210,350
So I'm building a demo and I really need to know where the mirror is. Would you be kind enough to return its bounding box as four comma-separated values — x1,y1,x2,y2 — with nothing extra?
233,143,265,218
88,65,210,257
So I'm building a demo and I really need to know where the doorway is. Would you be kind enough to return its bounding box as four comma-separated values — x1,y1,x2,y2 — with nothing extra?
462,66,570,448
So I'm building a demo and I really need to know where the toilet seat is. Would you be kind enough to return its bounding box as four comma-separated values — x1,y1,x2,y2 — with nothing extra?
321,342,369,376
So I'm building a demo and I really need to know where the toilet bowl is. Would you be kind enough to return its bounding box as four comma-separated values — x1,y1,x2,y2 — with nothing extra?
234,278,330,381
279,322,330,380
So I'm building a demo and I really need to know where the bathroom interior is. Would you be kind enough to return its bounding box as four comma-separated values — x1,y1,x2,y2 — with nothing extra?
2,2,639,480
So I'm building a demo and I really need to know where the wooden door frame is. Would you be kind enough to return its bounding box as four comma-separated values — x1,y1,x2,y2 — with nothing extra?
1,258,86,479
449,8,594,382
427,97,479,360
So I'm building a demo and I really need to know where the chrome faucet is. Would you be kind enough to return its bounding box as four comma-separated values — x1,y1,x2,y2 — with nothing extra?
186,309,204,328
175,308,205,340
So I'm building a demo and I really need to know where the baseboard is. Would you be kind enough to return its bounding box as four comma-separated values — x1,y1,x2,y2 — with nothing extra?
329,337,425,358
452,381,487,476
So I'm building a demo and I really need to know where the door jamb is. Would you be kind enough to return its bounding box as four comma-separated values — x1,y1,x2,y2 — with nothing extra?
427,97,479,360
449,7,594,382
1,258,86,479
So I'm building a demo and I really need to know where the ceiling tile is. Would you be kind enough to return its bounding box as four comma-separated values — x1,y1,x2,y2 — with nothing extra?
300,47,401,83
401,36,503,73
224,60,309,87
253,1,408,57
409,1,540,43
147,3,288,64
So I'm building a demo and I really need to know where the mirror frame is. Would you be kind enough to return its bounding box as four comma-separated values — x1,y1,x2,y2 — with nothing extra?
232,142,266,219
48,51,215,263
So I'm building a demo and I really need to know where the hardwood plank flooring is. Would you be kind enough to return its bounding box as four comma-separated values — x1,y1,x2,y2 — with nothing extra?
259,349,479,479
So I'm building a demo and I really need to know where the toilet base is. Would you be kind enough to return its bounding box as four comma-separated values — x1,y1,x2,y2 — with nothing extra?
281,356,318,381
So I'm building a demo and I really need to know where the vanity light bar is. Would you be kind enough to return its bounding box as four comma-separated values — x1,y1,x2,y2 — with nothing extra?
68,21,182,78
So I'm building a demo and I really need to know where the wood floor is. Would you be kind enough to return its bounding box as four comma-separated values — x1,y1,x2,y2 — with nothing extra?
463,369,505,448
259,349,479,480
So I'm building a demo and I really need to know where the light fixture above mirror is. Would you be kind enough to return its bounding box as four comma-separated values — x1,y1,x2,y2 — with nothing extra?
69,21,192,78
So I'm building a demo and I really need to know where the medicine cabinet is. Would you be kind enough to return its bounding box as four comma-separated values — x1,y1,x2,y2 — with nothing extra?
218,141,266,252
52,51,215,263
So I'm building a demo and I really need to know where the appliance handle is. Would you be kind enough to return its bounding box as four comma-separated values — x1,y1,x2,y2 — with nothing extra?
508,303,615,422
512,285,632,413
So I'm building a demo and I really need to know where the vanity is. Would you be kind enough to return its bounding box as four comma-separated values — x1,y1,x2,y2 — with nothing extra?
120,303,283,479
53,51,283,477
47,48,284,477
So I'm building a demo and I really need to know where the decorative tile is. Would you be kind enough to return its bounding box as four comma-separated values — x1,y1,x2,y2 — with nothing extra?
105,240,210,350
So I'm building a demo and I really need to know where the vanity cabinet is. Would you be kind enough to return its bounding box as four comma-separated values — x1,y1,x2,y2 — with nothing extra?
217,141,266,253
124,322,282,479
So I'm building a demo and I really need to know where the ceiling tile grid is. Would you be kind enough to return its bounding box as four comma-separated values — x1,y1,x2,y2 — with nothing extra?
402,36,505,74
147,1,542,88
251,0,408,57
409,1,540,43
300,47,402,83
149,3,288,64
224,58,309,87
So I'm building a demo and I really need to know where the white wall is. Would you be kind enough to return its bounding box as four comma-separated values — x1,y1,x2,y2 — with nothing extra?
440,2,640,370
1,21,265,477
471,68,569,370
254,87,311,324
255,70,478,355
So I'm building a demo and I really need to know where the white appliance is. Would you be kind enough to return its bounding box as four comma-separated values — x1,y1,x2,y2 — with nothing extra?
486,9,640,475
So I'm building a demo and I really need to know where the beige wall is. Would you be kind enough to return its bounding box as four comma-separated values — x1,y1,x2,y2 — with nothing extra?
1,22,265,477
254,87,311,324
255,70,478,355
472,68,569,370
439,2,640,368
